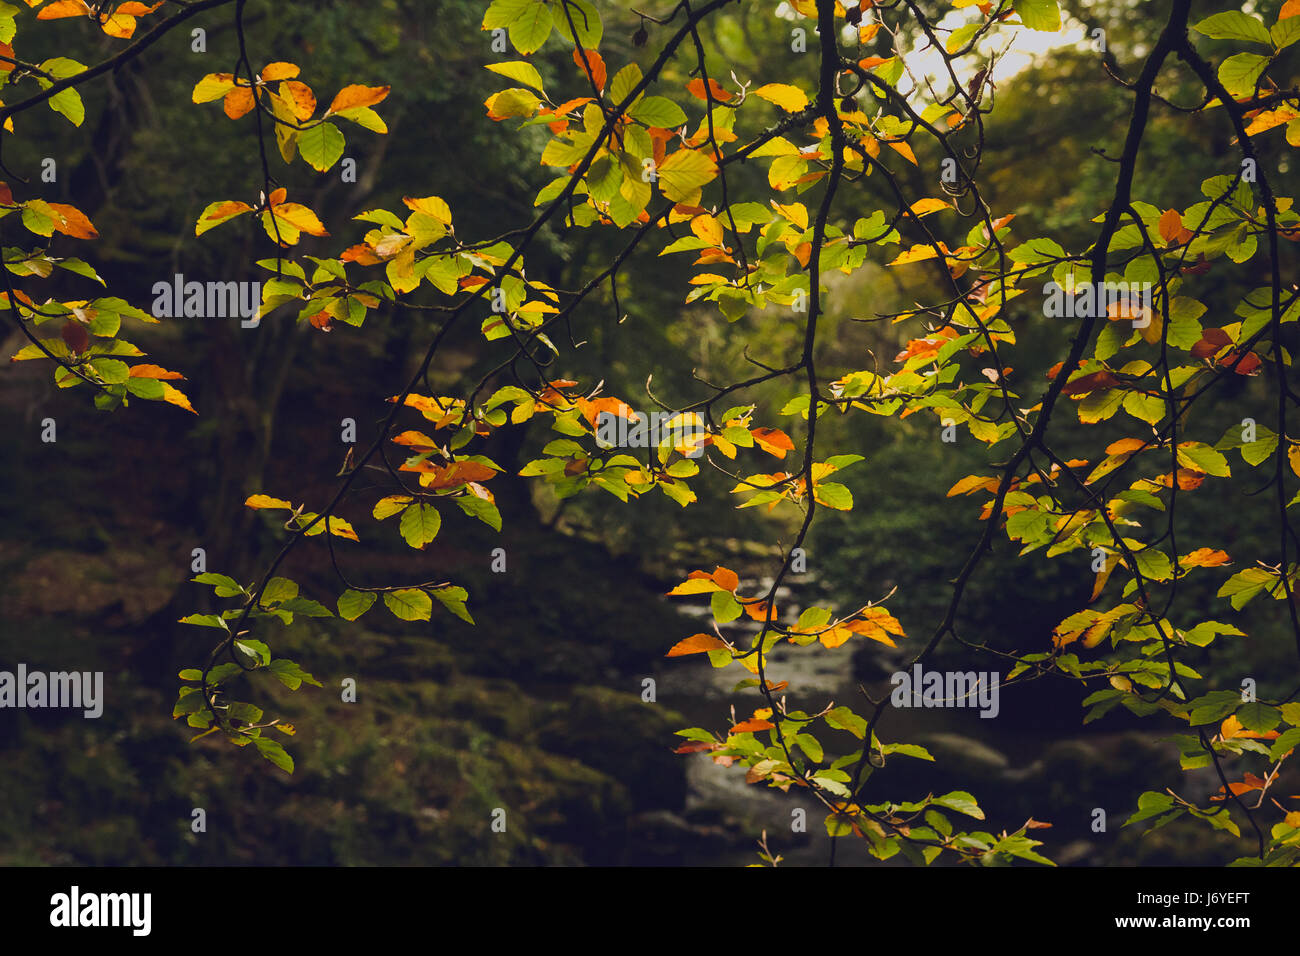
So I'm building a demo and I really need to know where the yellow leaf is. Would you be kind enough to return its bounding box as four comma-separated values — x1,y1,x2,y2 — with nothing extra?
752,83,809,112
909,197,950,217
160,382,197,414
888,141,917,165
245,494,292,510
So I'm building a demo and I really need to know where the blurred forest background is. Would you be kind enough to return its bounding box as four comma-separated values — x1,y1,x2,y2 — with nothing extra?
0,0,1295,865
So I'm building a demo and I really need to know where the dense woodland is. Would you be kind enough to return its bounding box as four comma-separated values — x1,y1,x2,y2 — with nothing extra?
1,0,1299,866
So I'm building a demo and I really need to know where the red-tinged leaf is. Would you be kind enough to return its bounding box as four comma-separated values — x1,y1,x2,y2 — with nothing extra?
61,320,88,354
666,633,727,657
47,202,97,239
1220,350,1262,375
128,364,184,380
686,77,732,102
1060,370,1119,396
573,48,606,90
729,719,775,735
751,426,794,458
391,430,438,451
0,182,12,206
399,459,498,488
674,740,718,753
1191,327,1232,359
340,243,382,265
281,80,316,121
328,84,390,114
1158,208,1183,243
713,566,740,592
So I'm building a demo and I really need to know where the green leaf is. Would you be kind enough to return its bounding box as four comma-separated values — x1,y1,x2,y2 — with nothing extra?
47,86,85,127
384,588,433,621
261,576,299,605
711,589,743,624
194,573,246,599
1013,0,1061,32
1217,567,1276,610
298,121,346,172
254,736,294,773
485,60,546,94
179,613,229,630
631,95,688,128
398,503,441,548
1193,12,1271,45
1217,53,1269,98
432,585,474,624
509,0,552,54
933,790,984,820
552,0,602,48
268,658,322,690
455,495,502,531
234,639,271,666
1237,702,1280,733
338,589,377,621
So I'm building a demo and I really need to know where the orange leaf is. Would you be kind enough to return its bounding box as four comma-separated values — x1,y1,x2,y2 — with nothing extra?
328,84,391,114
1158,209,1183,243
712,566,740,592
224,86,255,120
281,80,316,121
1181,548,1230,568
1283,0,1300,18
666,633,727,657
1191,327,1232,359
37,0,88,19
686,77,732,102
573,48,606,91
1060,370,1119,396
47,202,97,239
128,364,184,380
729,718,775,734
751,427,794,458
260,62,300,82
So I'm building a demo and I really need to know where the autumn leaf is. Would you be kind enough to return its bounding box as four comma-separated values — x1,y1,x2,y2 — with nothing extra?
245,494,293,510
1181,548,1230,568
666,633,727,657
686,77,732,102
752,83,808,111
750,427,794,458
327,84,391,115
